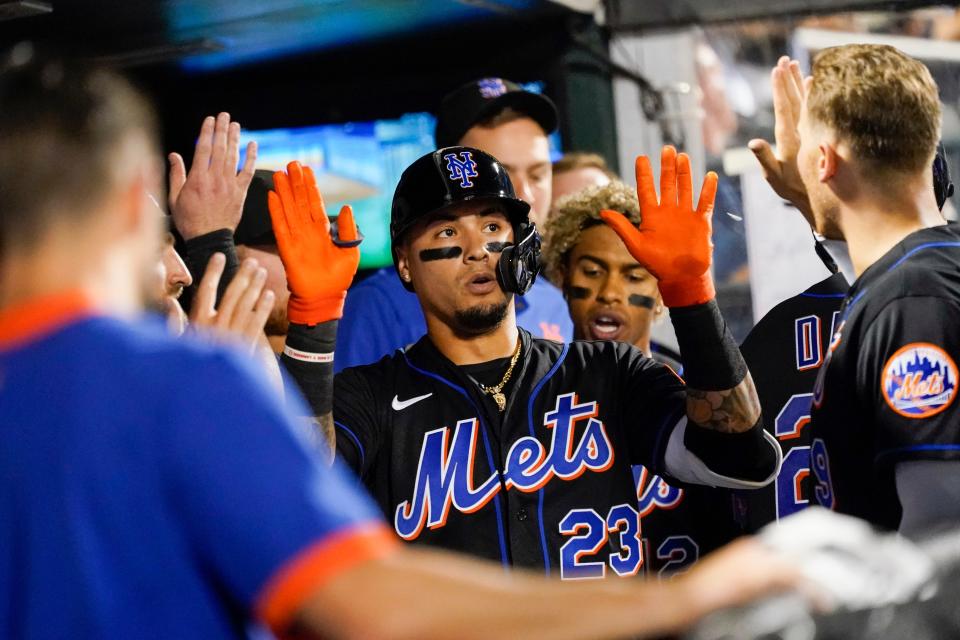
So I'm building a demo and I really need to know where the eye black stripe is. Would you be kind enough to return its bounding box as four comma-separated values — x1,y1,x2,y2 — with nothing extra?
565,286,591,300
628,294,656,309
419,247,463,261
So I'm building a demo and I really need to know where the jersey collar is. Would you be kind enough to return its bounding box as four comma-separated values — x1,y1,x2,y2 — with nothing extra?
0,290,97,349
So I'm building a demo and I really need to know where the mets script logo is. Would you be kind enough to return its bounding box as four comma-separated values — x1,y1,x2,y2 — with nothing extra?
882,343,958,418
444,151,479,188
478,78,508,98
394,393,614,540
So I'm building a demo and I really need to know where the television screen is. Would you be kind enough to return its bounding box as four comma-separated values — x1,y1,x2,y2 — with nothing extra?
239,84,561,269
239,113,436,269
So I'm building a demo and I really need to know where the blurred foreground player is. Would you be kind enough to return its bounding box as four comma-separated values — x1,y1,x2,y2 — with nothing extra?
748,46,960,536
0,52,806,640
320,143,782,574
334,78,572,372
543,181,741,575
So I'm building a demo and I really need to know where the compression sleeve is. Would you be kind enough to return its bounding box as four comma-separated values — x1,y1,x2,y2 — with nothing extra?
180,228,240,309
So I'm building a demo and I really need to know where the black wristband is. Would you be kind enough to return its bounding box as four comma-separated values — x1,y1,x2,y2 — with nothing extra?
684,418,775,482
181,229,240,310
669,299,747,390
281,321,337,417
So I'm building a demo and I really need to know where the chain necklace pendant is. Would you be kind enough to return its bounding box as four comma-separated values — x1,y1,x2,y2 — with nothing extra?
492,392,507,412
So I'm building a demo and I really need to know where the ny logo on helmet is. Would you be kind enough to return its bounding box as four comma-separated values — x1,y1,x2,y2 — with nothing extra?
444,151,479,189
478,78,508,99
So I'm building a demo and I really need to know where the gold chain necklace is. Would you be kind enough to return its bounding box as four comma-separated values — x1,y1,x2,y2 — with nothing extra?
477,338,522,412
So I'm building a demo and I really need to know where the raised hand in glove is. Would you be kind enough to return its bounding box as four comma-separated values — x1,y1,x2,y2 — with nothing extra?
600,145,718,308
267,161,361,325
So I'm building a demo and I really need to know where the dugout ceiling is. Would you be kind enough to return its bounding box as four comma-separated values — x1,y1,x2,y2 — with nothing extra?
0,0,567,70
2,0,955,169
603,0,957,30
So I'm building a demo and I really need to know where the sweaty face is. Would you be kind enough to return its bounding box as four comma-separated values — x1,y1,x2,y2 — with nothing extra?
460,118,552,227
235,244,290,336
398,201,514,336
564,224,660,350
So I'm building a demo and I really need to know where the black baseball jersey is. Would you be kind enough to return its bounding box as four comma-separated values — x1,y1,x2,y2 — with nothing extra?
335,328,705,579
632,350,741,576
808,224,960,530
631,464,741,577
737,272,847,531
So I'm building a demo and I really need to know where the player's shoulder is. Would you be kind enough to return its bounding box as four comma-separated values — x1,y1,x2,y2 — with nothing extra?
21,313,215,369
524,278,565,304
343,267,421,322
742,273,846,353
565,337,649,367
120,317,280,402
519,279,569,320
864,223,960,298
516,280,573,342
335,346,408,389
3,314,272,417
348,268,408,298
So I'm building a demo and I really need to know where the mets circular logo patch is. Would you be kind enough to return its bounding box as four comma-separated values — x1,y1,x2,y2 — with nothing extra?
882,343,958,418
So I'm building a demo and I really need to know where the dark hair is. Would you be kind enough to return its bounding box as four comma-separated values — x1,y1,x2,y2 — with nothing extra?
0,44,157,254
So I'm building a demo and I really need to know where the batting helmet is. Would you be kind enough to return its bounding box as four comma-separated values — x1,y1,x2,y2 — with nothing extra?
390,146,542,295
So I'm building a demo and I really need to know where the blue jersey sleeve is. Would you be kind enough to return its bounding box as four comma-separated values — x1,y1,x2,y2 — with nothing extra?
158,347,391,626
515,279,574,343
334,271,425,373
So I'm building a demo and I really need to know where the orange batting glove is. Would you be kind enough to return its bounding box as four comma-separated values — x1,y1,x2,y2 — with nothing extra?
600,145,718,308
267,161,361,325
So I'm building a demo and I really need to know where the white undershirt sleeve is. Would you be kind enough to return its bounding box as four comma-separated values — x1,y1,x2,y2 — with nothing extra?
663,416,783,489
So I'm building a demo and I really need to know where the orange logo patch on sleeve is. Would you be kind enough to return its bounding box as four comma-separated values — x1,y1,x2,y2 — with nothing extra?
882,343,958,418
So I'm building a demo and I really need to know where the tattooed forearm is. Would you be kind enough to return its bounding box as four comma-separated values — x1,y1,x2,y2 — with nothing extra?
685,373,761,433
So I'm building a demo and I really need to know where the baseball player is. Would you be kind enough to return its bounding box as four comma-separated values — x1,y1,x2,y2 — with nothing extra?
542,179,742,575
334,78,573,373
737,142,954,532
747,47,960,536
0,51,806,639
268,142,783,576
736,271,847,529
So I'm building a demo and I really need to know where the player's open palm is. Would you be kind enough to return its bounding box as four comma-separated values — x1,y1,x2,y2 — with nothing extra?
268,161,361,325
168,112,258,240
601,145,718,307
748,56,814,225
189,253,274,351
